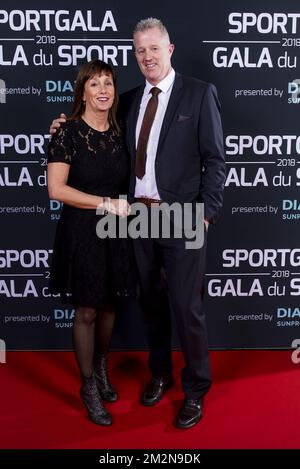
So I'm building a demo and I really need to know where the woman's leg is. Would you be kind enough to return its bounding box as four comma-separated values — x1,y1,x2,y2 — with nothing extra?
73,306,97,378
95,304,115,355
94,305,118,402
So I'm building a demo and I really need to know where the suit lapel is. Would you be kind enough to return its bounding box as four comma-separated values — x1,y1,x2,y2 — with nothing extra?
157,73,183,154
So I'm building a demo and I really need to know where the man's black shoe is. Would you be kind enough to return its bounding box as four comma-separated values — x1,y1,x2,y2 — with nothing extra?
176,398,203,429
141,375,173,406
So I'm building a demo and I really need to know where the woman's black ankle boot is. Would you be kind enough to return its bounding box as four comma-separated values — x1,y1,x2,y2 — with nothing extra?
80,372,112,425
94,354,118,402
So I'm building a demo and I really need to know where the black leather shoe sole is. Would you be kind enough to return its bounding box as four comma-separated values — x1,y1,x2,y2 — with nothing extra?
176,414,202,429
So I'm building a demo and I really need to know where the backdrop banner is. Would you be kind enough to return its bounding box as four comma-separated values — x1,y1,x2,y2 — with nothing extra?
0,0,299,350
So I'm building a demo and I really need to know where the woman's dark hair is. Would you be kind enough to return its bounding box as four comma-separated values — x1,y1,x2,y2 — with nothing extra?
70,59,120,134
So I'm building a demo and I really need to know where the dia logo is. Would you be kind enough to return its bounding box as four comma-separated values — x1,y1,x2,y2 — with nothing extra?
0,79,6,104
288,79,300,104
288,79,300,96
54,309,75,320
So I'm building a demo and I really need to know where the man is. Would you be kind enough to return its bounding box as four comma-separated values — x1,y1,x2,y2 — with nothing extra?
50,17,225,429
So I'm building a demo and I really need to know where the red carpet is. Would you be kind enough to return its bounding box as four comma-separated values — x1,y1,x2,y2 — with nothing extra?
0,351,299,449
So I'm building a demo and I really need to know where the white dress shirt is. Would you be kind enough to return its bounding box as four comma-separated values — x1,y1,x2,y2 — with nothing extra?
134,68,176,199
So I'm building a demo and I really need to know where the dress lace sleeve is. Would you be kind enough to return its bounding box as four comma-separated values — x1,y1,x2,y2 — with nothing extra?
47,123,75,165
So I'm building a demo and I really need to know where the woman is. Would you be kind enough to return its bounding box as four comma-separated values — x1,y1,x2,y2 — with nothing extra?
47,59,135,426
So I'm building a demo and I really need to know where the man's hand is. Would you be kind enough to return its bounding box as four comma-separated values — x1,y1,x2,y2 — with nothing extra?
49,113,67,135
204,219,209,231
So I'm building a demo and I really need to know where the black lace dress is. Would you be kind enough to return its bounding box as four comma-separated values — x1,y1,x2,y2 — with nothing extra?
47,118,136,308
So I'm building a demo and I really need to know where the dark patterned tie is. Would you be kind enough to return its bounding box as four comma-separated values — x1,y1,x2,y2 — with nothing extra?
135,87,161,179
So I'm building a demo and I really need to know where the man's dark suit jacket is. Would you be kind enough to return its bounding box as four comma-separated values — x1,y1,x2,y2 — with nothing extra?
119,72,226,224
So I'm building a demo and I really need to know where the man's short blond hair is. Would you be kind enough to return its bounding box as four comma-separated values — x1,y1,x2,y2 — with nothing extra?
133,17,170,40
